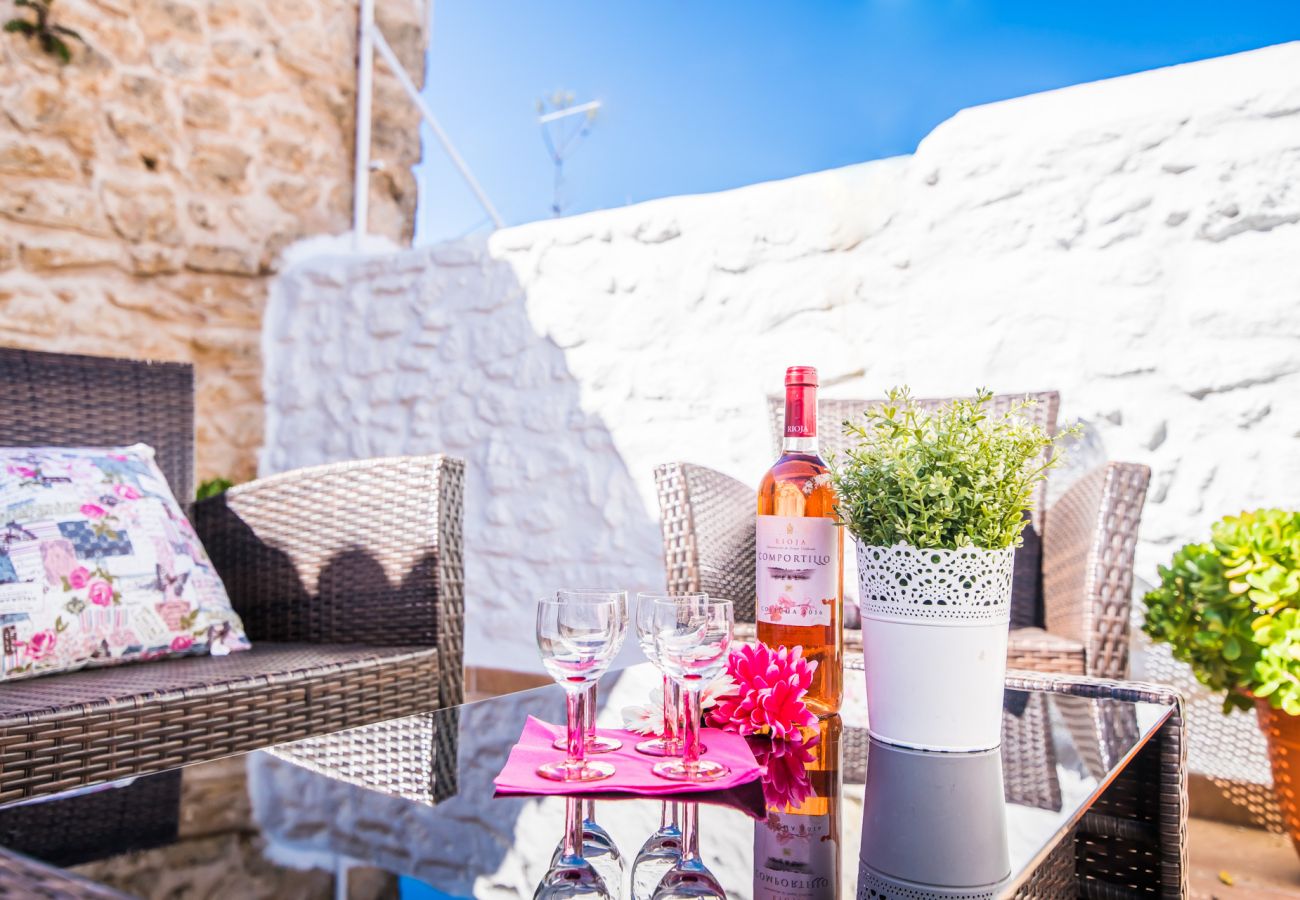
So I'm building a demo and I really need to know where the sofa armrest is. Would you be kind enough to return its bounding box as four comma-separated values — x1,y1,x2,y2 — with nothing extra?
193,455,465,708
1041,462,1151,680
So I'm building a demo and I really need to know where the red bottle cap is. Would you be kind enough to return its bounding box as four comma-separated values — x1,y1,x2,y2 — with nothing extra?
785,365,819,387
783,366,819,438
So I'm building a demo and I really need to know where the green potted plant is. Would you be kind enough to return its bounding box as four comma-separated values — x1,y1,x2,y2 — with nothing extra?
1143,508,1300,855
832,388,1070,751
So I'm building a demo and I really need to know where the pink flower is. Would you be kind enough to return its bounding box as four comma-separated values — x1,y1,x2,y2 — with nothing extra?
706,642,818,739
9,465,36,479
170,635,193,652
26,630,56,660
80,503,106,519
114,484,141,500
109,454,128,461
87,579,114,606
68,566,91,589
751,731,820,810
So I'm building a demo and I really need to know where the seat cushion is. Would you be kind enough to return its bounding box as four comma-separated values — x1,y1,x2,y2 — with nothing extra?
1006,627,1085,675
0,642,435,723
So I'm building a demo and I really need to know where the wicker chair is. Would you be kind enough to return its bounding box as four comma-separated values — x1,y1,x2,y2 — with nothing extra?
656,390,1151,680
0,348,464,803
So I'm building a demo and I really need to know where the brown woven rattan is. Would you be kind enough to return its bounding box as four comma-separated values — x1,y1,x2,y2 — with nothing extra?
0,348,465,803
655,456,1148,680
1003,671,1187,900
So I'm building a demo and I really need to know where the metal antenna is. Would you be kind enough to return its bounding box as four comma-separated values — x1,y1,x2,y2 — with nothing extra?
538,93,602,218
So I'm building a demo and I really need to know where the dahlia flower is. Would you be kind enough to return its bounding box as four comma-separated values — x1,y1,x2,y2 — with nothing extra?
706,642,817,739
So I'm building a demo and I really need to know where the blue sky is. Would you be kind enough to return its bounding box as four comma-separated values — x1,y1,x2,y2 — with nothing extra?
412,2,1300,243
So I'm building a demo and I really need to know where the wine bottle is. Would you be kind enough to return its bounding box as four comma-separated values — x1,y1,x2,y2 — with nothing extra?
756,365,844,716
753,716,842,899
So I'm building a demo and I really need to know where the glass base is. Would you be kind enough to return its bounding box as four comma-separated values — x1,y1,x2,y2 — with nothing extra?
651,758,729,782
553,734,623,754
635,737,705,757
536,759,616,782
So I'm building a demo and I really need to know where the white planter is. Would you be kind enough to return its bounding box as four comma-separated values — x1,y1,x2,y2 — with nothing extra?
857,542,1015,752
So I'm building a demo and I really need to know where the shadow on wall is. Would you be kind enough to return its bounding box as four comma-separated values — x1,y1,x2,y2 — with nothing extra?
262,244,667,673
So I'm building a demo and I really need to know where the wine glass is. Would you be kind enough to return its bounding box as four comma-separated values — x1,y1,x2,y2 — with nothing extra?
550,799,625,897
536,594,621,782
552,589,629,755
535,796,615,900
631,801,683,900
650,801,726,900
635,593,708,757
651,596,733,782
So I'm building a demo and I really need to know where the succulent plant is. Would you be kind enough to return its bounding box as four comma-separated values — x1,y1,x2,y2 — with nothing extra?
1143,509,1300,714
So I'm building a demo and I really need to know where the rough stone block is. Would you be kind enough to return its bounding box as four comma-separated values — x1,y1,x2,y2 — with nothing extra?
101,181,180,243
190,144,252,193
182,91,232,130
19,234,121,270
0,137,79,179
185,244,260,276
0,180,109,234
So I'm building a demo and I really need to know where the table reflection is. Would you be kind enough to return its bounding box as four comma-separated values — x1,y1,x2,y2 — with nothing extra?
859,738,1010,897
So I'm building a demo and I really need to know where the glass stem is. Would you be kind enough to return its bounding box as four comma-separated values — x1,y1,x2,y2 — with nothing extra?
682,687,702,774
585,682,598,742
681,801,701,864
566,688,586,772
659,673,673,743
561,796,583,862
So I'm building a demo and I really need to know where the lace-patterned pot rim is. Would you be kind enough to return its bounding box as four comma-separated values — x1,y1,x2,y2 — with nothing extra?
856,542,1015,627
857,862,1003,900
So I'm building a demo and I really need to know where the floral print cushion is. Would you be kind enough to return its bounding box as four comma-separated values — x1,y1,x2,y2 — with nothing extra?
0,444,250,681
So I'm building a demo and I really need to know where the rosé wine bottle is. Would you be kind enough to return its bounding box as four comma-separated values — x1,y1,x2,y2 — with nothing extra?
756,366,844,716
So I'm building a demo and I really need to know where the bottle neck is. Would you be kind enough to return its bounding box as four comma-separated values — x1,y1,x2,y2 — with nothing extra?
782,383,818,455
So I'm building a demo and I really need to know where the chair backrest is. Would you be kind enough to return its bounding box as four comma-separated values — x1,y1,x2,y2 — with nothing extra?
1042,461,1151,679
766,390,1060,532
0,348,195,503
655,461,756,622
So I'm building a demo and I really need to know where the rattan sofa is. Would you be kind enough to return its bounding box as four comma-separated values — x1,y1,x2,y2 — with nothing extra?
0,348,464,803
656,390,1151,680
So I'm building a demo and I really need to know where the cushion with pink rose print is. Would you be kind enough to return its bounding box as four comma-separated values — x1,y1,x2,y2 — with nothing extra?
0,444,250,681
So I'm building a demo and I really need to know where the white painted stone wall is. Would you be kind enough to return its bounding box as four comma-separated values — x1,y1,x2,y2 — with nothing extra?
264,43,1300,673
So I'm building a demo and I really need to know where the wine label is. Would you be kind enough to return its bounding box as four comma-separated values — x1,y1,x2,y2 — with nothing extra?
756,515,837,627
753,809,836,899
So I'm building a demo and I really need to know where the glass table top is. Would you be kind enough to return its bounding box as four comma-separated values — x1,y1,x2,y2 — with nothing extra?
0,664,1174,899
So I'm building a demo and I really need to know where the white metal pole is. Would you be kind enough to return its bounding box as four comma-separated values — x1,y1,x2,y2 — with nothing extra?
352,0,376,250
372,29,504,228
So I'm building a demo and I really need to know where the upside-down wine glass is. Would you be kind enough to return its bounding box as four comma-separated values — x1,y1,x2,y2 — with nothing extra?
651,596,734,783
650,801,726,900
635,592,708,757
549,799,625,897
536,594,621,782
534,796,615,900
552,589,629,755
631,800,683,900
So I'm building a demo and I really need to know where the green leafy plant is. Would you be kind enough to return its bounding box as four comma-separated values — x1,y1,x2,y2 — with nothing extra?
196,477,233,501
831,387,1072,551
1143,509,1300,714
4,0,84,63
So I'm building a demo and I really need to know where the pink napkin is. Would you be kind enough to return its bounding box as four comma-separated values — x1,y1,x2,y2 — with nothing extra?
494,716,762,797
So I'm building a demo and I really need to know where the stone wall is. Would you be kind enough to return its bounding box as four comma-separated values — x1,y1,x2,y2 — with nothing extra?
0,0,425,484
264,43,1300,672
